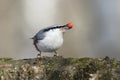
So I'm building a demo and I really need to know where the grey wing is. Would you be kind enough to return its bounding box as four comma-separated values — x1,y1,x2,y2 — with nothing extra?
32,30,45,40
32,24,60,40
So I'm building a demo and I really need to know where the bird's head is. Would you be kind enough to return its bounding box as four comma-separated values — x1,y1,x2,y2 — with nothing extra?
60,23,73,32
42,23,73,33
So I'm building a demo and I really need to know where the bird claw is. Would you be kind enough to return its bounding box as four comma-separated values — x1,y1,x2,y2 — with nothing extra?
33,53,42,65
54,53,62,58
37,53,41,58
54,53,59,57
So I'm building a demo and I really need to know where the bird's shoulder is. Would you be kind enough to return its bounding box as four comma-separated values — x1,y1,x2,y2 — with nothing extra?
32,24,61,40
32,29,45,40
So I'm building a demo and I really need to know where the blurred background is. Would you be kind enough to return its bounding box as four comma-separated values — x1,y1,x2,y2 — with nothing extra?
0,0,120,59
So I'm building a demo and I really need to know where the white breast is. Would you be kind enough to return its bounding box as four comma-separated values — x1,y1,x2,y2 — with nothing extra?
37,29,63,52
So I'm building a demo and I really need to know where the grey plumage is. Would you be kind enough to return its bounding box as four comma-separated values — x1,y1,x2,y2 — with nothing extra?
31,23,73,57
32,30,45,40
32,24,63,40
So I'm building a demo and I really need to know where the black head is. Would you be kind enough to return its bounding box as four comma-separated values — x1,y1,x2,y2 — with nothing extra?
43,23,73,32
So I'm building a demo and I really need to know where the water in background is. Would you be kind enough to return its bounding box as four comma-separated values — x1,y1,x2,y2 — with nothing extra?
0,0,120,59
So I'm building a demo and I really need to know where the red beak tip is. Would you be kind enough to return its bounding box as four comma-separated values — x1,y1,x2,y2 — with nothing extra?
67,23,73,28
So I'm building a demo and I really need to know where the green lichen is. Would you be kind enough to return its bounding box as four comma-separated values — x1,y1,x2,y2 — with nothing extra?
0,57,120,80
0,58,13,63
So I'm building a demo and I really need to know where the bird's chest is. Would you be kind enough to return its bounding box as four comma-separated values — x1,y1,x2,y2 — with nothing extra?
45,33,63,44
38,30,63,50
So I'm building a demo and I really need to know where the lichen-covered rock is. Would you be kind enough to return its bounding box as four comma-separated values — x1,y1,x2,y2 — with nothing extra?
0,56,120,80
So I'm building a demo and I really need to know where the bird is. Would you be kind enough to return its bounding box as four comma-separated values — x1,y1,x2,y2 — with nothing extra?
32,23,73,57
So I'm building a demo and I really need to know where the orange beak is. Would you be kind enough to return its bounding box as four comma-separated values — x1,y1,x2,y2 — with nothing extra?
67,23,73,29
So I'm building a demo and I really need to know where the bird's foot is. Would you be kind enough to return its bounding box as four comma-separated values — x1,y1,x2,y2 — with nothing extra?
37,53,42,59
54,53,62,58
37,53,41,58
33,53,42,65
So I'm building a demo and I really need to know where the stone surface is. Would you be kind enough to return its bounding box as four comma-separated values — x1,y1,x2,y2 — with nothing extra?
0,56,120,80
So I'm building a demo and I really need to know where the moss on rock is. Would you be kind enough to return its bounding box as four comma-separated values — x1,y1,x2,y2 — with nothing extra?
0,56,120,80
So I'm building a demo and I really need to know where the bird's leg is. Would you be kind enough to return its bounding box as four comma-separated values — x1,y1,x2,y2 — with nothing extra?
54,51,59,57
37,51,41,58
33,39,42,58
34,51,41,65
34,52,41,64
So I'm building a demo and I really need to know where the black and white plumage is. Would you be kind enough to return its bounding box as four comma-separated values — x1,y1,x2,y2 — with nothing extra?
32,23,73,57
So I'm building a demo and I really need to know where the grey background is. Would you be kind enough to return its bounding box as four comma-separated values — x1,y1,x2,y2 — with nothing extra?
0,0,120,59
